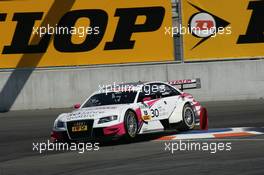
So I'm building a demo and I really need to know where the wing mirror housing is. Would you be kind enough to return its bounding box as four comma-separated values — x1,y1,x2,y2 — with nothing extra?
74,103,81,109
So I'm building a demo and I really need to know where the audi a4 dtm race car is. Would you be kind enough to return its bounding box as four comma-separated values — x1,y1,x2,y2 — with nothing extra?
51,79,208,142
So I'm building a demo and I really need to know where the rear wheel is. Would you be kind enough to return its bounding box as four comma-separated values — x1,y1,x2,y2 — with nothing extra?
124,111,138,139
178,104,195,131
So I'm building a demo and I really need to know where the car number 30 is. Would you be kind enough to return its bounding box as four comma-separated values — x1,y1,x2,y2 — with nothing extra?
150,109,159,118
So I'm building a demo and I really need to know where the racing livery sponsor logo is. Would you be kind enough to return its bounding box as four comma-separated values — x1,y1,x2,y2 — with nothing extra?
72,122,88,132
181,0,264,61
142,115,152,121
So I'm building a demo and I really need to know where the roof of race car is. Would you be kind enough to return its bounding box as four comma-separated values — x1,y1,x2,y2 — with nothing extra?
98,81,168,94
101,81,144,92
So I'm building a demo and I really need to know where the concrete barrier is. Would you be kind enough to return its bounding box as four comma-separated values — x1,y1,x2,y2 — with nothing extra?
0,59,264,111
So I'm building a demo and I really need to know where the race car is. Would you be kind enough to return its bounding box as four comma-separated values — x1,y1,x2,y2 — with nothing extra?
51,79,208,142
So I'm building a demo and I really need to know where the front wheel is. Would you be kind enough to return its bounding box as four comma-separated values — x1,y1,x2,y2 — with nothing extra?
178,104,195,131
124,111,138,139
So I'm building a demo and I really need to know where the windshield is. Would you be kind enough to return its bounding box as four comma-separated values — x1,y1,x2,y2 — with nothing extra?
83,91,137,107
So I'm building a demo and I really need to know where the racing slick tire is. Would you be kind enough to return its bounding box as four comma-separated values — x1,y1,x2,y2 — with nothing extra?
178,104,195,131
124,110,138,140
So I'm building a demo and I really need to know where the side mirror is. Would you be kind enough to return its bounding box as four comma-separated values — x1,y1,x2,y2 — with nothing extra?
74,103,81,109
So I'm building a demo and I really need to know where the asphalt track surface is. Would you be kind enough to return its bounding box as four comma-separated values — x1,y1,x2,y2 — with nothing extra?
0,100,264,175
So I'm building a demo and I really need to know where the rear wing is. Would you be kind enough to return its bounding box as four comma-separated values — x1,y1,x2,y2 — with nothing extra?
168,78,201,91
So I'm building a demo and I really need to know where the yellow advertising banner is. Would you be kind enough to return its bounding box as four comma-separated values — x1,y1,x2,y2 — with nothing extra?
0,0,173,68
181,0,264,61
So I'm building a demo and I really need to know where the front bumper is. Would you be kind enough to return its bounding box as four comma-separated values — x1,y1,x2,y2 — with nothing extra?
51,122,126,142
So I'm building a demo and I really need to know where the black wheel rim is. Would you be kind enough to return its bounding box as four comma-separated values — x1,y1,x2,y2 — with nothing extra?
126,112,137,137
184,107,195,127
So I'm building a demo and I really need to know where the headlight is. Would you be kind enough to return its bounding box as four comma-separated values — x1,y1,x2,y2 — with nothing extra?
98,115,118,124
56,120,65,128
